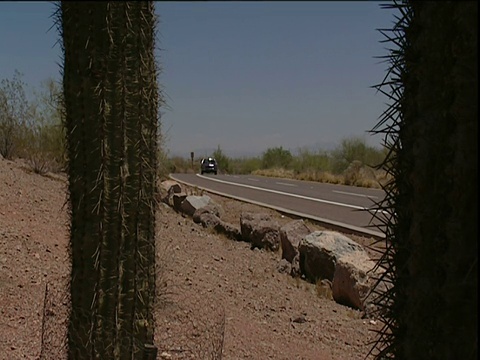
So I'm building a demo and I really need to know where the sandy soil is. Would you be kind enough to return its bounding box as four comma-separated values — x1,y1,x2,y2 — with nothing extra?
0,156,383,360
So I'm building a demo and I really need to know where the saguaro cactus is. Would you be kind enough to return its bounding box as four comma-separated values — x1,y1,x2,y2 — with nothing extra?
57,2,160,358
370,1,477,359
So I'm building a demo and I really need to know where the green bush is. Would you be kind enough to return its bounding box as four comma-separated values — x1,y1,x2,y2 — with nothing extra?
212,145,231,174
0,70,30,159
0,73,66,173
24,79,65,173
291,147,332,174
330,136,385,174
169,156,194,174
229,156,262,174
261,146,293,169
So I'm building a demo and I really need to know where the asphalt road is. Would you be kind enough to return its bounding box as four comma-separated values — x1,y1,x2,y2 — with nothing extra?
169,173,387,239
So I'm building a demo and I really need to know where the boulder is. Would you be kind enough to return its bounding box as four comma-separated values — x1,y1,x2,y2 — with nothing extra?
192,206,242,241
172,192,187,212
159,180,182,205
280,219,311,263
193,205,217,222
193,210,222,229
193,203,224,220
298,230,365,282
180,195,217,217
240,212,281,251
213,221,242,241
331,251,376,310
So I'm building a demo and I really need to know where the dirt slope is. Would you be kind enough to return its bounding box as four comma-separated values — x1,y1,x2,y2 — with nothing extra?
0,157,383,360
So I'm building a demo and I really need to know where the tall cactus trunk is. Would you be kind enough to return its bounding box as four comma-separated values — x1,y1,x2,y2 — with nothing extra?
57,2,159,358
370,1,477,359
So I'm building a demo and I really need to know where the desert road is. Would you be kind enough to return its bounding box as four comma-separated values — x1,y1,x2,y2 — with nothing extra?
169,173,387,239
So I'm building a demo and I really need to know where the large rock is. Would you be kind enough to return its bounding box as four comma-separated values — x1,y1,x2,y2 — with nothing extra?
159,180,182,205
331,251,376,311
214,221,242,241
298,230,365,282
193,204,223,222
240,212,281,251
172,193,187,212
193,207,242,241
205,202,225,219
193,209,222,229
280,220,311,263
180,195,219,217
192,202,222,228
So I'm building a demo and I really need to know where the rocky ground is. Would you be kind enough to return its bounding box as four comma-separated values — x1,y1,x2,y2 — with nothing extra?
0,156,384,360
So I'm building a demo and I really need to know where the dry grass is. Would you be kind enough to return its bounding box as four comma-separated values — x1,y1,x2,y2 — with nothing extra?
251,167,389,189
315,279,333,301
295,170,343,184
252,168,295,179
27,153,63,175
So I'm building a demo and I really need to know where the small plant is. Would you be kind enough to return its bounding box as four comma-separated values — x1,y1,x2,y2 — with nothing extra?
315,278,333,300
27,153,54,175
261,146,293,169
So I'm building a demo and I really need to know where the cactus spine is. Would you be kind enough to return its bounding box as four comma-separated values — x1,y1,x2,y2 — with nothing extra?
57,2,159,358
370,1,477,359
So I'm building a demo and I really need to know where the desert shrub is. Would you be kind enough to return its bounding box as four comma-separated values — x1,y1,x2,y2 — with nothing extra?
156,114,171,179
167,156,194,174
291,147,332,174
229,156,262,174
343,160,381,188
23,124,65,174
0,74,66,173
330,136,385,174
157,149,175,180
212,145,231,174
0,70,30,159
261,146,293,169
343,160,363,186
23,79,65,174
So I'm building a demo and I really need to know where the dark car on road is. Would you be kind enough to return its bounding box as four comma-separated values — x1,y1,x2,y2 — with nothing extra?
200,157,218,175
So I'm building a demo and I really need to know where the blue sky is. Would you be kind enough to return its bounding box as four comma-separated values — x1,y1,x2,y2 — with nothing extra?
0,1,397,158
